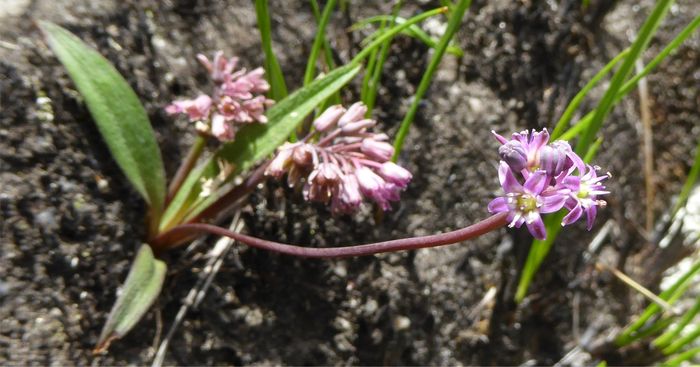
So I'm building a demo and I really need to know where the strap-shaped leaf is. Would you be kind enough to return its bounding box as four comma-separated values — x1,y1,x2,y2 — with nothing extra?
40,22,166,216
94,245,167,354
159,64,361,230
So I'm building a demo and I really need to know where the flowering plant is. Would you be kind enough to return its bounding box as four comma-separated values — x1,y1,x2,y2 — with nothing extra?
35,0,700,364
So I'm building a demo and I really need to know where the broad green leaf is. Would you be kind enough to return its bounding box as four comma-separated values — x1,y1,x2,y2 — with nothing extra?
159,64,361,230
94,245,167,353
40,22,166,220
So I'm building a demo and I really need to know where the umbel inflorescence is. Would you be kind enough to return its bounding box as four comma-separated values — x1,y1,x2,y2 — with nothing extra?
166,52,274,141
265,102,412,214
488,129,609,240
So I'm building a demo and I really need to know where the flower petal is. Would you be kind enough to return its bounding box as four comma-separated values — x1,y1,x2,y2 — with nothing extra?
491,130,508,144
585,205,597,231
524,170,548,194
540,192,567,213
499,162,523,193
529,128,550,150
488,197,509,213
562,203,583,226
526,214,546,240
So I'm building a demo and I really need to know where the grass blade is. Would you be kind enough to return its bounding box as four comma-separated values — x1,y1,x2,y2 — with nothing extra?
391,0,471,160
575,0,674,155
550,48,629,140
304,0,337,86
255,0,288,101
672,138,700,217
352,15,464,57
616,258,700,345
365,1,404,114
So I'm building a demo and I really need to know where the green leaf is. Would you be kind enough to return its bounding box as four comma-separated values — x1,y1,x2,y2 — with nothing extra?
159,64,361,230
94,245,167,353
304,0,337,86
40,22,166,220
392,0,472,160
255,0,289,102
575,0,673,154
353,15,464,57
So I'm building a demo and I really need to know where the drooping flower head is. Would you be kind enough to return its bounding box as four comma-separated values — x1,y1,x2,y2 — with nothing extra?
166,51,274,141
266,102,412,214
489,129,609,239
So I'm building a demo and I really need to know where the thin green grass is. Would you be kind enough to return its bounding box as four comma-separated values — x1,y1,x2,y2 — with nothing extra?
616,257,700,346
304,0,337,86
254,0,288,102
575,0,673,155
363,1,404,115
654,297,700,348
353,15,464,57
672,139,700,218
550,49,629,140
392,0,472,160
350,7,449,65
664,346,700,367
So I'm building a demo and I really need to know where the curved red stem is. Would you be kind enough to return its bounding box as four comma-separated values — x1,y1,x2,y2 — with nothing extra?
152,212,508,258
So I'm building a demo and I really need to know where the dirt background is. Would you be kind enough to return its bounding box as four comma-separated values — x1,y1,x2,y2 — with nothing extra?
1,0,699,365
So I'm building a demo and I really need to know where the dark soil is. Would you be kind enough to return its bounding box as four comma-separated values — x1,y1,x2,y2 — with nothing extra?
1,0,699,365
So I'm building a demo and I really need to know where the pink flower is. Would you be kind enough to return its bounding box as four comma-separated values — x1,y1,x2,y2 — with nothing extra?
490,128,610,239
211,114,235,141
266,102,412,214
167,51,273,142
165,95,212,121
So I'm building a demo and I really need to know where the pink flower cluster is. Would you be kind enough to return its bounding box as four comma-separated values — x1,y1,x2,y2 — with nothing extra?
265,102,412,214
165,52,274,141
488,129,609,240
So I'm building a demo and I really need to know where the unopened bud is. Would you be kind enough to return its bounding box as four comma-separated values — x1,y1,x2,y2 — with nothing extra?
378,162,412,188
313,105,346,132
539,145,567,176
361,139,394,161
338,102,368,126
341,119,376,134
292,144,314,166
498,141,528,172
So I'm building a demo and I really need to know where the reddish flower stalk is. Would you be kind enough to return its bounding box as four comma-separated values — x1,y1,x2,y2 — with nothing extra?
151,212,508,258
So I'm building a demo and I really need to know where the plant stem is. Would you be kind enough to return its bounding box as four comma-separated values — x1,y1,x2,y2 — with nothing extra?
166,135,206,204
184,162,270,226
151,212,508,257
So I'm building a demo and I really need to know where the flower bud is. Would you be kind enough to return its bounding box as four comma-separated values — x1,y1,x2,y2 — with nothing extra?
211,114,235,141
355,166,384,194
341,118,376,134
378,162,412,188
265,143,296,177
539,144,567,176
292,143,314,166
313,105,346,132
361,139,394,162
338,102,367,127
498,141,528,172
